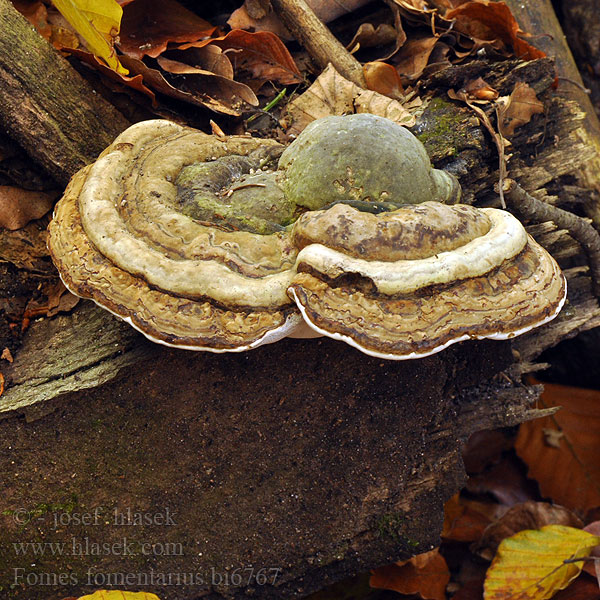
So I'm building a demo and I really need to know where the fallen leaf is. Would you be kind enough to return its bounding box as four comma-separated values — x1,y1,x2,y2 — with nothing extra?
119,55,255,116
23,281,79,321
553,576,600,600
0,186,57,230
51,0,128,74
77,592,161,600
0,221,52,273
228,0,372,39
464,77,499,101
475,501,583,560
462,429,514,475
442,494,507,543
484,525,600,600
118,0,216,60
364,61,404,98
445,1,546,61
393,36,440,80
0,372,4,397
515,382,600,514
156,56,258,105
286,64,415,136
465,456,538,506
583,521,600,581
370,548,450,600
348,21,405,60
12,1,52,39
179,30,303,88
497,81,544,138
1,348,13,363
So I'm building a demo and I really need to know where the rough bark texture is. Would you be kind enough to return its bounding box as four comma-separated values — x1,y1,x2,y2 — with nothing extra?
0,0,130,185
0,14,600,599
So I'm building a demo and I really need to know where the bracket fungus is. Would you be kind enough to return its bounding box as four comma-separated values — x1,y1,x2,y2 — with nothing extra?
48,114,566,359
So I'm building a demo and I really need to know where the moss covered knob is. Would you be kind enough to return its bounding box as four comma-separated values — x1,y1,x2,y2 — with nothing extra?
278,114,461,209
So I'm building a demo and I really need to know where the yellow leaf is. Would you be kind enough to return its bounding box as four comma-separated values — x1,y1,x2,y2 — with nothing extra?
484,525,600,600
51,0,127,74
78,591,161,600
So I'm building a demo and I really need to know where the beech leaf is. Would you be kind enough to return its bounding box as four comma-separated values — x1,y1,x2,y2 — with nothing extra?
484,525,600,600
370,548,450,600
78,592,161,600
497,82,544,138
50,0,127,74
286,64,415,136
515,382,600,513
0,186,57,230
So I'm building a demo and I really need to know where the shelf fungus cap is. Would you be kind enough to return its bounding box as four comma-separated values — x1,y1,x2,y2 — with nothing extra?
48,119,303,352
48,116,566,358
288,201,567,359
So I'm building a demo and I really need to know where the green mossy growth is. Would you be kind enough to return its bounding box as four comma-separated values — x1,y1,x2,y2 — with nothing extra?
414,97,475,161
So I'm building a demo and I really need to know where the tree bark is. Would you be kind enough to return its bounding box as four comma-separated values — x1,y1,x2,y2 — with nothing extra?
0,0,130,185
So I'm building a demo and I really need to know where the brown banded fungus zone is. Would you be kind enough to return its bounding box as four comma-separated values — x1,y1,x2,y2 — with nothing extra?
48,114,567,358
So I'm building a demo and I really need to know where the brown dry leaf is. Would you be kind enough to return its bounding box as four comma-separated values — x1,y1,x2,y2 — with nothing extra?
228,0,372,39
370,548,450,600
475,501,583,560
156,56,258,105
286,64,415,136
364,61,404,98
179,30,302,88
464,76,499,101
1,348,13,363
465,457,538,506
583,521,600,581
484,525,600,600
497,81,544,138
393,36,439,80
119,55,256,116
348,22,403,53
445,0,546,61
0,372,4,398
553,576,600,600
23,281,80,322
68,47,157,104
175,46,234,79
119,0,216,60
515,382,600,514
442,493,507,543
0,221,51,273
12,1,52,39
0,186,57,230
77,591,161,600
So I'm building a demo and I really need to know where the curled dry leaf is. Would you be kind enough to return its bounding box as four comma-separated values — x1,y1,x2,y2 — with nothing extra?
583,521,600,580
370,548,450,600
0,222,51,273
475,501,583,560
484,525,600,600
393,36,440,80
118,0,216,60
445,0,546,61
228,0,372,39
51,0,128,74
464,76,499,101
1,348,13,363
179,30,303,88
0,186,57,231
286,64,416,136
515,382,600,513
442,493,507,543
363,61,404,98
497,81,544,138
120,55,257,116
77,591,161,600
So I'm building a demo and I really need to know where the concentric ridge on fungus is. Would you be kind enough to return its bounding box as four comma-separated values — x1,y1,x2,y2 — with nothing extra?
47,115,567,359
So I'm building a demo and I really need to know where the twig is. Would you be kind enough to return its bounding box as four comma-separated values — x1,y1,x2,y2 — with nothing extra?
502,178,600,298
269,0,366,87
